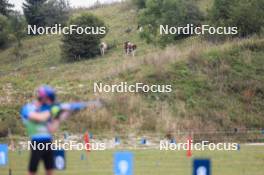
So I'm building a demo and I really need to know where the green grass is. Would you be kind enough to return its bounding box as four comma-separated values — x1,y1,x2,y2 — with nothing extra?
0,2,263,174
0,2,263,135
0,2,156,134
0,145,263,175
137,38,264,131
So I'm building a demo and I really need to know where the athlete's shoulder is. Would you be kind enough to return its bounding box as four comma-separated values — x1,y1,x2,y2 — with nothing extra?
20,102,37,119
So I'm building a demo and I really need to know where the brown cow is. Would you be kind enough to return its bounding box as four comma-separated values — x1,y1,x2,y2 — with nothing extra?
124,41,137,57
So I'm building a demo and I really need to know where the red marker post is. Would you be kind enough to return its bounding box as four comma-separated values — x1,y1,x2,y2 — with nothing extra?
84,132,91,153
187,136,192,157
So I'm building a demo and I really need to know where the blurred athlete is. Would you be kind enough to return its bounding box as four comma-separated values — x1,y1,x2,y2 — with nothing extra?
20,85,102,175
20,85,68,175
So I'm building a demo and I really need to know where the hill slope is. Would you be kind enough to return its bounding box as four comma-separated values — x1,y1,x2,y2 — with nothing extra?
0,2,263,136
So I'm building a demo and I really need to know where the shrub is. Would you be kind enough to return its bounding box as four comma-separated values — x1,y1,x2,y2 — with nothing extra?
133,0,146,9
231,0,264,37
9,12,27,45
23,0,70,29
0,14,9,48
43,0,70,26
23,0,47,27
0,105,24,136
209,0,264,37
61,13,107,62
138,0,204,46
209,0,235,22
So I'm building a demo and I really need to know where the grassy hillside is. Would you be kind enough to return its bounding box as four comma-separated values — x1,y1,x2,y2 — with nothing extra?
0,1,263,136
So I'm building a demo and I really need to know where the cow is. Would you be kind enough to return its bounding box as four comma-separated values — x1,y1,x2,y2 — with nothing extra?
124,41,137,57
99,42,108,56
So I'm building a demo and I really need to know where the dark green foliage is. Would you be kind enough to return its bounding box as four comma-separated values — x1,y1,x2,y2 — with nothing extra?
9,12,27,46
23,0,70,28
61,13,107,62
231,0,264,37
138,0,203,46
23,0,47,27
210,0,235,22
0,14,9,47
133,0,146,9
43,0,70,26
0,11,26,49
0,0,13,16
9,12,27,60
210,0,264,37
0,105,24,137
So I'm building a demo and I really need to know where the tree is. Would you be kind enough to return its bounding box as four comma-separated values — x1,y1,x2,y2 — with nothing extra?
209,0,264,37
0,0,14,16
61,13,108,62
9,12,27,60
138,0,203,45
133,0,146,9
23,0,47,27
43,0,70,26
0,14,9,48
230,0,264,37
23,0,70,29
209,0,235,22
9,12,26,47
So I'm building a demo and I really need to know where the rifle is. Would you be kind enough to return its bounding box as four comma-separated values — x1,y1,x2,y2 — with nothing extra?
52,99,104,120
59,99,104,112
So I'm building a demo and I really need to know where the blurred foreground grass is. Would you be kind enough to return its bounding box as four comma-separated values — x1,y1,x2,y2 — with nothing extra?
0,145,263,175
